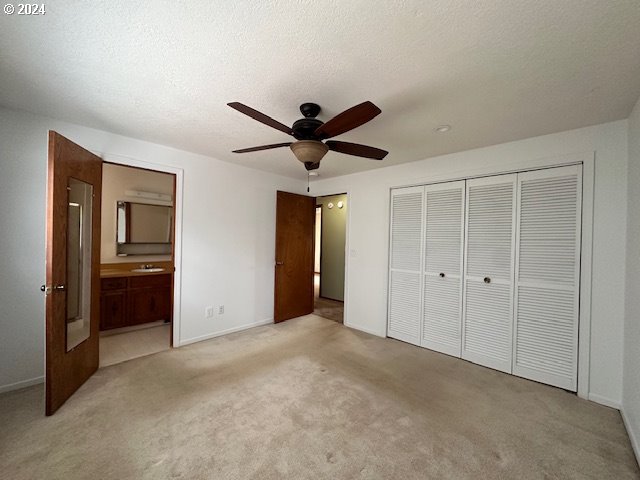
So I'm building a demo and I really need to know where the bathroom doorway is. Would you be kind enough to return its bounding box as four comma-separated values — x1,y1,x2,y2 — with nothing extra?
98,163,176,367
314,194,346,323
43,133,184,414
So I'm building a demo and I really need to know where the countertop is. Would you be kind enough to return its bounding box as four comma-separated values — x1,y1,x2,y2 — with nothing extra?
99,261,175,278
100,268,174,278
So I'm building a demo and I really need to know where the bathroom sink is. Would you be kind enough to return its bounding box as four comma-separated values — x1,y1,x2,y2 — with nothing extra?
131,268,165,273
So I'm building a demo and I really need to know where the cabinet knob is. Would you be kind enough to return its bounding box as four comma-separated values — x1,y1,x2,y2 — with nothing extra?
484,277,491,284
439,272,445,278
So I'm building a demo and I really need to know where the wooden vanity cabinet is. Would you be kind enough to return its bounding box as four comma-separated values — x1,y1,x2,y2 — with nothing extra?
128,274,172,326
100,277,128,330
100,274,172,330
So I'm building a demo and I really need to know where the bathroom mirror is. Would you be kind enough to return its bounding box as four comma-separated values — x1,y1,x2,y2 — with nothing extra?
116,201,173,256
66,178,93,351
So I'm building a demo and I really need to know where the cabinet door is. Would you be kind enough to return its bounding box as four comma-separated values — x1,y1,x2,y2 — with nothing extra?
422,181,465,357
100,291,127,330
388,186,424,345
513,165,582,391
462,174,517,373
129,287,171,325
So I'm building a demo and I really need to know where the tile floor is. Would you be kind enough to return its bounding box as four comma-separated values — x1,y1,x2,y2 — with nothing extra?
99,323,171,367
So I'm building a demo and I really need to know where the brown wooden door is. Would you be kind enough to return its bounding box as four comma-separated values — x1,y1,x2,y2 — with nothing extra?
274,191,315,322
45,131,102,415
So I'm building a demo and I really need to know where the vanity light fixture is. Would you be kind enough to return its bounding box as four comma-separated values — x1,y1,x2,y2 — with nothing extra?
327,202,334,209
337,201,344,209
125,190,172,203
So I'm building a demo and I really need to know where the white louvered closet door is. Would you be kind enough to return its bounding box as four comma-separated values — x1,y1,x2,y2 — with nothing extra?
422,181,465,357
513,165,582,391
462,175,517,373
388,186,424,346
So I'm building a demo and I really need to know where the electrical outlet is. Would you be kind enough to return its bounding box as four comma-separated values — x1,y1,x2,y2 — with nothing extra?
218,305,225,315
205,306,214,318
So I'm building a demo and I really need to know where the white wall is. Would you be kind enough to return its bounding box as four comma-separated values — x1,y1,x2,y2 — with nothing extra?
623,96,640,460
0,107,304,392
101,163,174,264
312,120,628,407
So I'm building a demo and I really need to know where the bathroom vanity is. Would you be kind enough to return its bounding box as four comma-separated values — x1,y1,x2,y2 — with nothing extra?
99,262,173,331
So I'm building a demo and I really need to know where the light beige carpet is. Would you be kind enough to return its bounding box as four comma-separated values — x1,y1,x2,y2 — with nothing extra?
0,315,638,479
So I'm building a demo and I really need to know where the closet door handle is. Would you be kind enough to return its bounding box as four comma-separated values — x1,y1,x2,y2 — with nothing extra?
484,277,491,284
439,272,445,278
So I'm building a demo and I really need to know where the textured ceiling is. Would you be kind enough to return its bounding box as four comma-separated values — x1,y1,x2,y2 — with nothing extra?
1,0,640,179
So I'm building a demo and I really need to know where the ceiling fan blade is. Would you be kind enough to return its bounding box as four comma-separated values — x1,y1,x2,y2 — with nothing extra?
232,142,293,153
228,102,293,135
326,140,388,160
314,101,382,139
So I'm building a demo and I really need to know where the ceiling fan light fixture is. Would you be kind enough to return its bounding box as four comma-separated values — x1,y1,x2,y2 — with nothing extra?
290,140,329,167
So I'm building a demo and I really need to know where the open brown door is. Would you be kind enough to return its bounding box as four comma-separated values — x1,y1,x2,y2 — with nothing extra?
44,131,102,415
274,191,315,322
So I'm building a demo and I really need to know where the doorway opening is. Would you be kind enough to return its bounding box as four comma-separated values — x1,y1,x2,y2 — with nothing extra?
98,163,176,367
313,194,346,323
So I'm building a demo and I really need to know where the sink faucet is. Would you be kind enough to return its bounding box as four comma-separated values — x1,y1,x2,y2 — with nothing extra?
141,264,155,269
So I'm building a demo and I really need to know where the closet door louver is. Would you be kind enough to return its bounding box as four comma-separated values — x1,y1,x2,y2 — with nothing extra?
422,181,465,357
462,175,517,373
388,186,424,345
513,165,582,391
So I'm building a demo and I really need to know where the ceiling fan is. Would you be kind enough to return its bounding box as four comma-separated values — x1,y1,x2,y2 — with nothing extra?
228,101,388,171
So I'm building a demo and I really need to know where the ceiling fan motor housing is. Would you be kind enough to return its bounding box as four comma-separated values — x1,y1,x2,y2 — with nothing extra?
292,102,323,140
292,118,323,140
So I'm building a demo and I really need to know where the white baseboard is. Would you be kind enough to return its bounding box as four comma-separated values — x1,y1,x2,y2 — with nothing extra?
621,408,640,466
0,375,44,394
178,318,274,347
588,393,621,409
344,321,386,338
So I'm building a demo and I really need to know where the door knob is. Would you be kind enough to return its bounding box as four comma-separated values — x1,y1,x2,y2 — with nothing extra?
439,272,445,278
275,261,284,266
40,284,66,295
483,277,491,284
